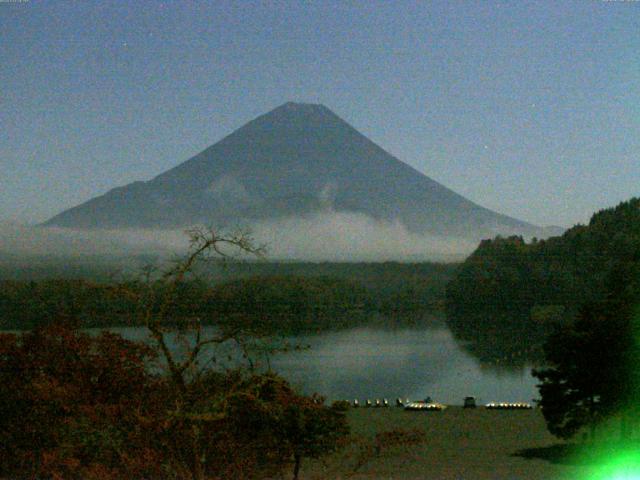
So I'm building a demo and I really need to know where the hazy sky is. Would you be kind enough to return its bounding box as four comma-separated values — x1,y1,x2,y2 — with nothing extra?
2,0,639,227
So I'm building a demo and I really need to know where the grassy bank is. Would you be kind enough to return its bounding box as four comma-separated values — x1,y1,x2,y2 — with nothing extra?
301,407,591,479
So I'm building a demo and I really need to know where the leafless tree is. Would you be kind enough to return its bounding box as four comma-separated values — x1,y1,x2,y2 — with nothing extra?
118,226,266,480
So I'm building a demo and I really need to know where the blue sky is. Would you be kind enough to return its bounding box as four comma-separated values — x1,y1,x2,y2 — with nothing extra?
1,0,639,227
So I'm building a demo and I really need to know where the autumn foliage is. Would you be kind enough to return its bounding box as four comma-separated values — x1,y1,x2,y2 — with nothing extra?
0,324,164,478
0,324,349,479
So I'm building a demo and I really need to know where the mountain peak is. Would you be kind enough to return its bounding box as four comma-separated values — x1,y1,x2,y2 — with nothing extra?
278,101,329,111
44,103,545,241
264,101,337,121
239,101,345,134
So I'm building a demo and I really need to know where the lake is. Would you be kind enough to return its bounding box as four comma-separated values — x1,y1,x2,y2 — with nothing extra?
99,324,539,406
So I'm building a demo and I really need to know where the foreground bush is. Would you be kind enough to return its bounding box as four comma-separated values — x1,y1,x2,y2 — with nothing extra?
0,324,165,478
0,325,348,479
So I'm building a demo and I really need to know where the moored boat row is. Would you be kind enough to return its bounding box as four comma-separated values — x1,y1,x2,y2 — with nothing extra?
485,402,533,410
349,397,533,410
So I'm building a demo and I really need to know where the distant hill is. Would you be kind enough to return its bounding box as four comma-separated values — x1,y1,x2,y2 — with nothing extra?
44,102,557,240
445,197,640,365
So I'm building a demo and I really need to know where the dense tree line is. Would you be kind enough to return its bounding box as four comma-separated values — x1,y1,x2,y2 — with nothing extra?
445,198,640,365
0,266,453,332
0,279,214,330
201,261,455,312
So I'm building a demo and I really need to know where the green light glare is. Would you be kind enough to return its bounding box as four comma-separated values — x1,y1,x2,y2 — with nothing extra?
588,448,640,480
579,274,640,479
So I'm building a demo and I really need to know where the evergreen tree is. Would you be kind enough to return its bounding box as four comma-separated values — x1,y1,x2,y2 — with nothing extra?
533,262,640,440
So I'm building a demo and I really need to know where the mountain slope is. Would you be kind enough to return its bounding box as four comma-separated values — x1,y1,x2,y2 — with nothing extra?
45,102,551,239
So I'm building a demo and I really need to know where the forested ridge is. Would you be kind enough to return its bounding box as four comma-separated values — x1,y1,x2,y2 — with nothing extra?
0,262,455,332
446,198,640,364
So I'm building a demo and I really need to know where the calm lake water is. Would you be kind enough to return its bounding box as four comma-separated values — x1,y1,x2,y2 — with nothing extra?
99,324,539,406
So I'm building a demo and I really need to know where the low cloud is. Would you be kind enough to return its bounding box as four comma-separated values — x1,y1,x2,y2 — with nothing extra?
0,211,478,262
0,221,187,258
250,211,477,261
